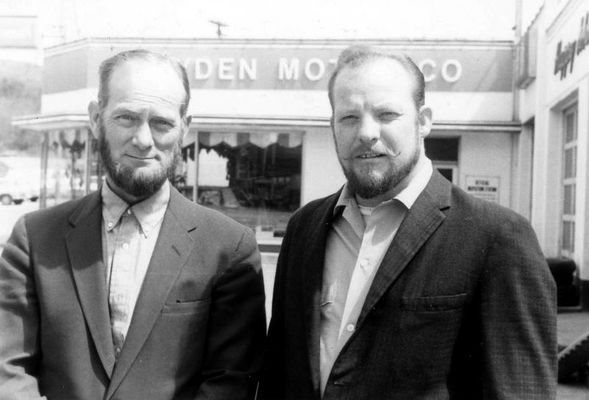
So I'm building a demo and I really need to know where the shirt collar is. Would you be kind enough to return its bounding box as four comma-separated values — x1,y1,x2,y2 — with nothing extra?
101,180,171,237
394,158,433,209
333,157,433,218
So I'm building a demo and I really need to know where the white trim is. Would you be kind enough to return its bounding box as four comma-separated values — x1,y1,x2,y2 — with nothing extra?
546,0,586,39
44,37,514,56
13,112,521,133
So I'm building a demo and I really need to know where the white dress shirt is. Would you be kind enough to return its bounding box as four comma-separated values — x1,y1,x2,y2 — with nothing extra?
319,159,433,394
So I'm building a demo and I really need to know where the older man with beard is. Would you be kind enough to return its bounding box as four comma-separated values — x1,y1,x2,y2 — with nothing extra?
259,45,557,400
0,49,266,400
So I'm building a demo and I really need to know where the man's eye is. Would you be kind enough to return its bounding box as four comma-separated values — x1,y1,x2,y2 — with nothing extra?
339,115,358,123
151,119,174,129
378,112,397,122
116,114,137,124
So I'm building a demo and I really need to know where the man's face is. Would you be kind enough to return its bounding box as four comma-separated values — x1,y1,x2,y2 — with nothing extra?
89,59,188,200
331,58,431,205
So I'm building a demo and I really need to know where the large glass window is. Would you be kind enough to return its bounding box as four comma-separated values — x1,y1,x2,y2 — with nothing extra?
179,130,303,242
43,129,89,207
561,105,577,255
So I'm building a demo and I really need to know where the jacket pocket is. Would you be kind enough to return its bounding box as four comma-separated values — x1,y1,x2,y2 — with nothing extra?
162,298,211,314
401,293,467,312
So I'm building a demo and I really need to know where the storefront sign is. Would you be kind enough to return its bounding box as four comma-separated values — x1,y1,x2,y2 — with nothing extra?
44,42,514,94
465,176,500,203
187,56,463,84
554,11,589,79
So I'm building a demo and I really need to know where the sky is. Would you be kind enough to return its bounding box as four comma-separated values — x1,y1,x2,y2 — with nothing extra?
29,0,544,48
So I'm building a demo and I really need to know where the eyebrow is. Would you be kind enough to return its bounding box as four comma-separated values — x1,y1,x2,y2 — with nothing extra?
373,101,405,110
111,106,178,121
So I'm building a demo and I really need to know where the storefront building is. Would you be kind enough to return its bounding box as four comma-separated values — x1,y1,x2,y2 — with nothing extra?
14,37,520,251
518,0,589,309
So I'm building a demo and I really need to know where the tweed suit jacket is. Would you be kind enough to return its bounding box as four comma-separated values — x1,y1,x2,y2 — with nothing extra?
0,186,266,400
259,171,557,400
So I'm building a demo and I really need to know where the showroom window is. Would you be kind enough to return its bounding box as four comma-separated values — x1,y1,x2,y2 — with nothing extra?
43,129,91,207
179,130,303,241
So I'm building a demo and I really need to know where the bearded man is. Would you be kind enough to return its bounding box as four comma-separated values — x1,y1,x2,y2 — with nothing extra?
259,45,557,400
0,49,266,400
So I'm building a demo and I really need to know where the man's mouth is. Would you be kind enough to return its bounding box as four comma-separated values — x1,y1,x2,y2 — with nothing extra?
357,152,383,159
127,154,157,160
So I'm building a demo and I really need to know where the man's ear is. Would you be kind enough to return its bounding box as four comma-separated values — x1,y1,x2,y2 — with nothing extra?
181,115,192,142
88,101,101,140
418,106,433,138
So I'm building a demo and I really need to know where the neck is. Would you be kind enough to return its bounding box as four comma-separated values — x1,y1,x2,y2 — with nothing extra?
105,176,150,205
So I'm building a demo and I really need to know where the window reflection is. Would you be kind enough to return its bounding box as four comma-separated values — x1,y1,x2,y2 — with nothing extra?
180,131,303,241
45,129,88,206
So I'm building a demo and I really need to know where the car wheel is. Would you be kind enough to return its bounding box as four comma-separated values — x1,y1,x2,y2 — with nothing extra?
0,194,13,205
13,199,23,205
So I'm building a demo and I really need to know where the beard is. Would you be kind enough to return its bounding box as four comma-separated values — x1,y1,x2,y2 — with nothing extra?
339,132,421,201
98,122,181,199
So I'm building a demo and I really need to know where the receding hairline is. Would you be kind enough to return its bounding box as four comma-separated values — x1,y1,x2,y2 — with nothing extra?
97,49,191,117
328,47,425,111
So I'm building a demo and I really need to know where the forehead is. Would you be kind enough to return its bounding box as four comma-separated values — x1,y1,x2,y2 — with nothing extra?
106,59,185,111
332,58,415,106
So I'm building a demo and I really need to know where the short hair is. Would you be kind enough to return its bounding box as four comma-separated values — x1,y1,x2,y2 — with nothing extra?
97,49,191,117
327,45,425,111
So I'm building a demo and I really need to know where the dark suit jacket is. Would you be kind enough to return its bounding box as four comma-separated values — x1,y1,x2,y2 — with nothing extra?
260,172,557,400
0,187,266,400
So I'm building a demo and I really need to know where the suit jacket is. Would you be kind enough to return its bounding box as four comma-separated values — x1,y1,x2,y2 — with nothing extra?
259,172,557,400
0,186,266,400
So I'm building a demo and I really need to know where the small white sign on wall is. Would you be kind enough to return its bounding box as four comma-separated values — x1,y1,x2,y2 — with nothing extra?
465,176,500,203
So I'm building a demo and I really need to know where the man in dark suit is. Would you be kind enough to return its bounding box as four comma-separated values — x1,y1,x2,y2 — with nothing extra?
0,49,266,399
259,45,557,399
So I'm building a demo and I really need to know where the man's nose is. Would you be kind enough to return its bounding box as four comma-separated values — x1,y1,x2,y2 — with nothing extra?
132,121,154,150
357,116,380,144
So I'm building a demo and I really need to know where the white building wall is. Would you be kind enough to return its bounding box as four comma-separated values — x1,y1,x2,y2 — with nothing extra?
43,89,514,124
458,132,514,208
301,127,345,204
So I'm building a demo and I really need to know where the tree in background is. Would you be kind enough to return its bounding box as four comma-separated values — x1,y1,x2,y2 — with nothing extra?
0,60,41,154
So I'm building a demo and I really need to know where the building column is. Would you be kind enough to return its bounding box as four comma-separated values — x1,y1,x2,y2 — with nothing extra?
579,77,589,309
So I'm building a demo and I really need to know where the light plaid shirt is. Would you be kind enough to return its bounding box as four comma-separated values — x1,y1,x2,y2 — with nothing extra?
101,180,170,357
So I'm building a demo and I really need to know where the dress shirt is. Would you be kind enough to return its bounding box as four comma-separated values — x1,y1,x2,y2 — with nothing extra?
319,159,433,394
101,180,170,355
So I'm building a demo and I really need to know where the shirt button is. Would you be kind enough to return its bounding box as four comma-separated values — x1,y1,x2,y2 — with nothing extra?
360,258,369,268
115,347,121,356
346,324,355,332
126,209,132,215
122,243,129,250
107,222,113,229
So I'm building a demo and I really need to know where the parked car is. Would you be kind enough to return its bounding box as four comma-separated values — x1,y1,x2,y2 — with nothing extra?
0,158,40,205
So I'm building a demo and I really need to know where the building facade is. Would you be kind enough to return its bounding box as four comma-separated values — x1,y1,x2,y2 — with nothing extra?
518,0,589,309
14,37,521,252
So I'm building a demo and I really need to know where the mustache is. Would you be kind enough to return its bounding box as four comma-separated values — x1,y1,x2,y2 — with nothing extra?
340,147,402,161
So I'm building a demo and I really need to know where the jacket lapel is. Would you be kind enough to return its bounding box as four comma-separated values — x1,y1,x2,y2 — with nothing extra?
355,172,452,331
66,191,116,378
106,188,197,397
300,191,340,396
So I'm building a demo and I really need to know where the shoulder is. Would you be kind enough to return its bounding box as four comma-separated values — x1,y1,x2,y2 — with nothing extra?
169,189,254,239
287,191,339,229
23,192,98,229
446,185,540,253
